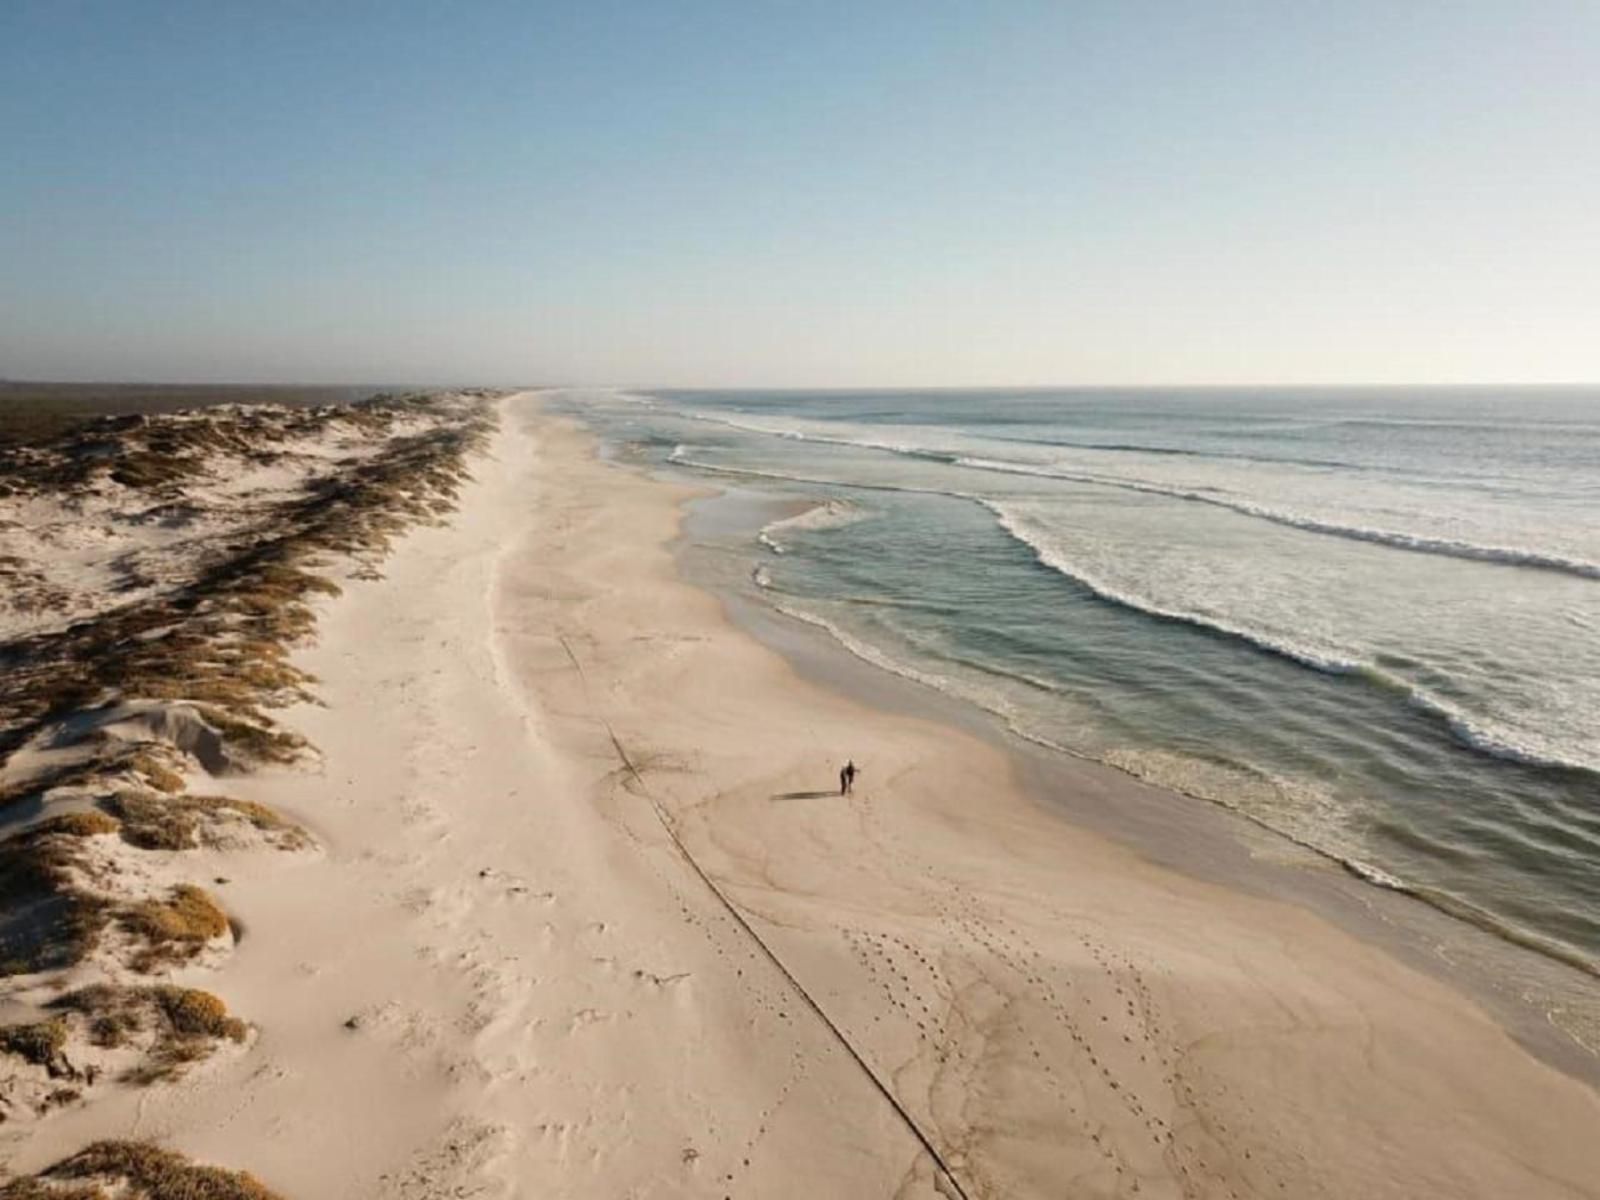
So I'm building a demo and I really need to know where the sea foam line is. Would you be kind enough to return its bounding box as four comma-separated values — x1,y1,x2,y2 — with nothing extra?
757,498,867,554
666,404,1600,581
981,498,1360,672
983,499,1600,776
957,457,1600,581
665,449,1599,775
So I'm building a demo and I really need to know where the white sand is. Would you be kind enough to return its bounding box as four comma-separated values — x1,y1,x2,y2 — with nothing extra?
12,391,1600,1197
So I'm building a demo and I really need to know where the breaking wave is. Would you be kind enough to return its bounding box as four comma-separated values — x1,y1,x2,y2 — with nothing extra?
956,457,1600,581
984,499,1600,777
666,406,1600,580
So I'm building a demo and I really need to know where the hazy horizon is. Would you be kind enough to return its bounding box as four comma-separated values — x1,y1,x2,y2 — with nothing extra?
4,2,1598,388
10,377,1600,393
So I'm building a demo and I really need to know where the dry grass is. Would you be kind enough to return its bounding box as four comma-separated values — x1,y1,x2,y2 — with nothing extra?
2,1139,283,1199
185,794,307,849
0,393,494,768
98,793,193,851
0,394,493,984
0,396,494,1191
0,1177,106,1199
192,707,305,767
0,825,111,977
31,812,121,839
0,556,71,618
49,983,247,1082
118,885,229,970
1,759,120,812
151,985,246,1040
125,749,185,794
53,983,145,1050
101,791,306,853
3,745,181,814
0,1017,68,1070
108,450,205,492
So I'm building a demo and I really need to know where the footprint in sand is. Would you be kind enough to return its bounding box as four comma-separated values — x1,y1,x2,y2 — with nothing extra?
567,1007,615,1031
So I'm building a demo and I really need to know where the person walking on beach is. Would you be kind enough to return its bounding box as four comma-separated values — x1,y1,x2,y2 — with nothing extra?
840,759,857,795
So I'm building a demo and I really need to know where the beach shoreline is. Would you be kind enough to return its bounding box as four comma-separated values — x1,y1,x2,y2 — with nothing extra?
679,489,1600,1091
486,400,1600,1196
9,390,1600,1198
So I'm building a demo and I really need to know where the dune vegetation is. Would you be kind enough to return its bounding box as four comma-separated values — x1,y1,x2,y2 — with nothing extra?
0,390,498,1181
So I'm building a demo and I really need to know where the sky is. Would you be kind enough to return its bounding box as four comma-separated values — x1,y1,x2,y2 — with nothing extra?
2,1,1598,387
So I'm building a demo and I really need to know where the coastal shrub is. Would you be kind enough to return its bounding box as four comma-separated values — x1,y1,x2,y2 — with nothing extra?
0,1018,68,1069
182,795,307,849
125,750,185,794
31,812,120,839
3,1140,283,1199
152,986,246,1041
191,707,304,767
119,885,229,969
0,759,117,812
49,984,247,1080
0,826,111,976
0,394,492,996
102,791,306,853
0,396,493,772
0,1178,106,1199
109,450,203,491
53,983,146,1049
102,793,196,850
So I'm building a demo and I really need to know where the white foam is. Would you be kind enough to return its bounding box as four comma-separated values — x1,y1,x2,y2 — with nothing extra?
756,499,868,554
985,498,1600,776
983,499,1361,674
954,457,1600,581
662,419,1600,779
670,402,1600,580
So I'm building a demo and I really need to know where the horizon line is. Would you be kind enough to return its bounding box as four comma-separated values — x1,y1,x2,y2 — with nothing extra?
7,376,1600,393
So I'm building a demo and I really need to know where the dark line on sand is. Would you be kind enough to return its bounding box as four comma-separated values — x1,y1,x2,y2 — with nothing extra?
556,633,972,1200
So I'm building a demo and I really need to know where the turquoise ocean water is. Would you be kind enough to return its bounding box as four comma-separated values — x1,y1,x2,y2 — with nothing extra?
559,387,1600,1006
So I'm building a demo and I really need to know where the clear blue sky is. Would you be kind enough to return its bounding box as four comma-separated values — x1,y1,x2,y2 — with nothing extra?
3,1,1597,386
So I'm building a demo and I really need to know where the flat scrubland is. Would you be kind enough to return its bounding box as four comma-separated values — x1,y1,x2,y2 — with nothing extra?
0,383,375,446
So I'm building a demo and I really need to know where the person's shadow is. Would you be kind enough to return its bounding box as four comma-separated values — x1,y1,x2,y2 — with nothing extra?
770,790,836,801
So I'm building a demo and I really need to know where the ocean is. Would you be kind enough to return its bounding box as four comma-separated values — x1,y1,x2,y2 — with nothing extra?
558,386,1600,1004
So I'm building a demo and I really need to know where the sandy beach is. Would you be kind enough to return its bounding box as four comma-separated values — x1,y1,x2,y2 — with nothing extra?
7,390,1600,1198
